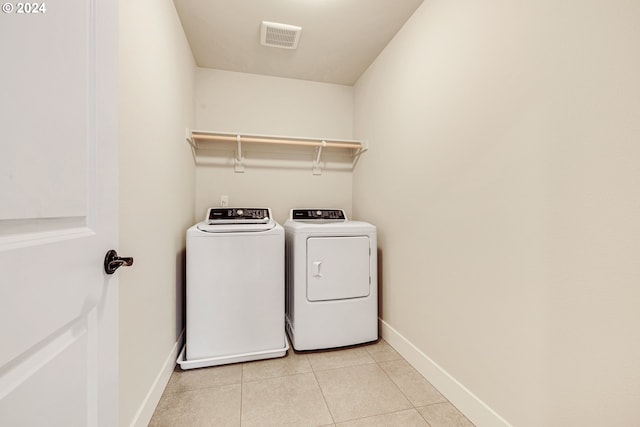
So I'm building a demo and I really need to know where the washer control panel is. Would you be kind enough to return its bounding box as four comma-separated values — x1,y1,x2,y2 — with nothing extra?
291,209,347,222
207,208,271,224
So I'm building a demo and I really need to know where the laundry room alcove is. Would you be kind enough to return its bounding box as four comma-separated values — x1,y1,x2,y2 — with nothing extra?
186,129,367,175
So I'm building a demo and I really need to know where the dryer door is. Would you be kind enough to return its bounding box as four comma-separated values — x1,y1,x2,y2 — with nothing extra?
306,236,371,301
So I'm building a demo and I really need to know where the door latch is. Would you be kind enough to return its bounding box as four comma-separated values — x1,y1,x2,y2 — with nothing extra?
312,261,323,278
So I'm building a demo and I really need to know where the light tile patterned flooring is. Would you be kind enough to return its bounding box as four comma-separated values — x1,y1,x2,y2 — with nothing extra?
149,339,475,426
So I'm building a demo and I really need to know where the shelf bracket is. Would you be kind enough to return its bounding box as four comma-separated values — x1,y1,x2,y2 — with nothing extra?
185,128,198,149
313,140,326,175
352,144,369,169
234,134,245,173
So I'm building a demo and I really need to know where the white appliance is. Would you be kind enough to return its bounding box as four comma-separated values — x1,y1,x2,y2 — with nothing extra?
177,207,288,370
284,209,377,350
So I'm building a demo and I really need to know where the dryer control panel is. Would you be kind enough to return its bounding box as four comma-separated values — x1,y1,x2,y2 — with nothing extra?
206,208,271,224
291,209,347,222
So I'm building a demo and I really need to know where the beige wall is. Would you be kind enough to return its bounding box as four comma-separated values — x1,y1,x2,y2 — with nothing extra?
354,1,640,426
195,69,355,224
119,0,196,425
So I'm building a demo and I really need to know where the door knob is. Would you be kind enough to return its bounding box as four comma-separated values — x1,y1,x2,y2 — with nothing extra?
104,249,134,275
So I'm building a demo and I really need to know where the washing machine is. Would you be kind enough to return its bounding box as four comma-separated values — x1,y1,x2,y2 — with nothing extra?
177,207,288,370
284,209,377,351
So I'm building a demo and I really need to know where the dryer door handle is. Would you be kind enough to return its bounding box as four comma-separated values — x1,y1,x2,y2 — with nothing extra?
311,261,323,278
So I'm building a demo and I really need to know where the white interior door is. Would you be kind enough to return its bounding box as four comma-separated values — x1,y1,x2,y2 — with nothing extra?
0,1,119,426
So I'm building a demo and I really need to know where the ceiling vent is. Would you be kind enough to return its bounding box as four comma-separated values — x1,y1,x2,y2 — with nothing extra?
260,21,302,50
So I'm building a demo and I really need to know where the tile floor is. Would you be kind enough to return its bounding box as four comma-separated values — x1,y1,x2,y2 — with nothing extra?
149,339,475,426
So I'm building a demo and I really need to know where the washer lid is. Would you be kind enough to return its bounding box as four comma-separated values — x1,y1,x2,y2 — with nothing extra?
290,209,347,223
197,221,276,233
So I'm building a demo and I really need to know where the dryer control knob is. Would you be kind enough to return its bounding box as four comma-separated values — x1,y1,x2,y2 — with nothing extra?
237,209,244,216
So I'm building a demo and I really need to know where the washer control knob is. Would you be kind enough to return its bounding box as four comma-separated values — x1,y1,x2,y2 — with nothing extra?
237,209,244,216
316,210,322,216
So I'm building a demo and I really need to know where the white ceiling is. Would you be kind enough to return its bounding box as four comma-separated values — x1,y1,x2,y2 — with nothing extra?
173,0,424,85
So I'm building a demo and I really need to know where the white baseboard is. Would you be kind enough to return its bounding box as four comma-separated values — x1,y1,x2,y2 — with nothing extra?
379,319,512,427
130,330,184,427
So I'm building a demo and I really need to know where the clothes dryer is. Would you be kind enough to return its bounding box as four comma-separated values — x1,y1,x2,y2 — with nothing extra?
284,209,377,350
178,207,287,369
